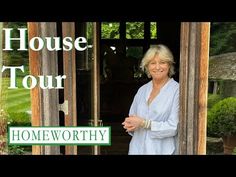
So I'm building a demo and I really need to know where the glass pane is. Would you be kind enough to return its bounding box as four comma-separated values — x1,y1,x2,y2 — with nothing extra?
101,22,120,39
126,22,144,39
126,46,144,80
76,23,93,71
76,22,94,154
150,22,157,39
126,46,143,60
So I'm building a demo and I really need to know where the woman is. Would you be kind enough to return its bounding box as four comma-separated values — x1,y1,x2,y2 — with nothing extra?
122,44,179,155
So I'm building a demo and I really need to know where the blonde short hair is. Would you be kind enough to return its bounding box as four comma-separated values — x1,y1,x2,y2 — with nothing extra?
140,44,175,78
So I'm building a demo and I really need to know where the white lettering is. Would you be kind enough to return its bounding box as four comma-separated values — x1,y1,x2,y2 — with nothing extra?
1,65,24,88
3,28,27,51
1,65,66,89
29,37,44,51
2,28,89,51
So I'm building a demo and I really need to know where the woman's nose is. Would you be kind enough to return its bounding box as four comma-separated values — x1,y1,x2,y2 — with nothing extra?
155,63,161,70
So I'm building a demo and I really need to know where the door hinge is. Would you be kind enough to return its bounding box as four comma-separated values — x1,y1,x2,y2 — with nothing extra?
59,100,68,115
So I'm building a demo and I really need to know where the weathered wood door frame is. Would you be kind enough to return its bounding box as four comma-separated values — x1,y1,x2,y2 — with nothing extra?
91,22,101,155
28,22,210,155
179,22,210,154
28,22,78,155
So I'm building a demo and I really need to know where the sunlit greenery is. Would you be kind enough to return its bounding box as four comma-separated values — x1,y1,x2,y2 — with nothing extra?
101,22,120,39
150,22,157,39
126,22,144,39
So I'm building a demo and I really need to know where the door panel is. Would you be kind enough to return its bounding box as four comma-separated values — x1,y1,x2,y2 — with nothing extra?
76,22,101,155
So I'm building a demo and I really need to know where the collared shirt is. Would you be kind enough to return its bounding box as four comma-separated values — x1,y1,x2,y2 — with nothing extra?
128,78,179,155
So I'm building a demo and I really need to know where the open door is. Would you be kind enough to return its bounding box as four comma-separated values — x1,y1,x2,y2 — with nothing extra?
76,22,102,155
91,22,101,154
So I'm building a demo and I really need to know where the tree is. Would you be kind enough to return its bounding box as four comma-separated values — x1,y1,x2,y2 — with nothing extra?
3,22,28,66
210,22,236,56
3,22,29,76
126,22,144,39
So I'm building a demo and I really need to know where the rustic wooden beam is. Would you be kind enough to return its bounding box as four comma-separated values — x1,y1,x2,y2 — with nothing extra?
197,23,210,154
91,22,101,155
62,22,77,155
179,22,210,154
28,22,60,155
27,22,42,155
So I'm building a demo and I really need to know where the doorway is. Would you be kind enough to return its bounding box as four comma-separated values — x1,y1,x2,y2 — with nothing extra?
76,22,180,154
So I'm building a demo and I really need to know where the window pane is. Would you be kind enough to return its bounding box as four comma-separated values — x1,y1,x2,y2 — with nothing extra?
126,22,144,39
126,46,143,79
126,46,143,60
150,22,157,39
101,22,120,39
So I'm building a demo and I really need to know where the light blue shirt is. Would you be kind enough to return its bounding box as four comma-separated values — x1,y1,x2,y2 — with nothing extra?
128,78,179,155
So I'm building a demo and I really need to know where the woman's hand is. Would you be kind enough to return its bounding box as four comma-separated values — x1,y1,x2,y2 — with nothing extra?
122,115,144,132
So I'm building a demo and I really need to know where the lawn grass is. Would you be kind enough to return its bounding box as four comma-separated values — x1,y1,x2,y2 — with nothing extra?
3,78,31,109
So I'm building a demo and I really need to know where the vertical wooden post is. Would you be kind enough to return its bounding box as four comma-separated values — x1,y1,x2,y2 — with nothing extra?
179,22,210,154
91,22,100,155
62,22,77,155
27,22,42,154
28,22,60,155
198,23,210,154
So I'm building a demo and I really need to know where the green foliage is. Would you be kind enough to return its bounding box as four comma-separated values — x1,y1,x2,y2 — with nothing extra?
207,109,215,137
0,110,8,154
207,94,223,137
0,110,8,136
210,22,236,56
8,145,25,155
8,112,31,127
101,22,157,40
150,22,157,39
3,22,29,73
126,22,144,39
101,22,120,39
207,94,222,109
233,147,236,155
208,97,236,137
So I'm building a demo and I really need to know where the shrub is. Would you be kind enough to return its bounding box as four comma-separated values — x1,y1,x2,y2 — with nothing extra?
8,112,31,127
207,109,217,137
0,109,8,154
208,97,236,137
207,94,222,109
233,147,236,155
8,145,25,155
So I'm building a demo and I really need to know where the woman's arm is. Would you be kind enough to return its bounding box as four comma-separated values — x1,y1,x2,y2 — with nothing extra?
149,88,179,139
122,90,140,136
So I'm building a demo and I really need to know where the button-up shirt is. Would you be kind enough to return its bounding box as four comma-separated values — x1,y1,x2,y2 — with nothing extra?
128,78,179,155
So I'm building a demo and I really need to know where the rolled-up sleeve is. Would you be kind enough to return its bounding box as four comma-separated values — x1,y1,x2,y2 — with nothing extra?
150,88,179,139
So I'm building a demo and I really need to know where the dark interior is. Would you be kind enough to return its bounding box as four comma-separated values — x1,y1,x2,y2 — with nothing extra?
75,22,180,154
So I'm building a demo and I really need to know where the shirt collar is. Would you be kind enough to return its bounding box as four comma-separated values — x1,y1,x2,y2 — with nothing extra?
145,78,173,102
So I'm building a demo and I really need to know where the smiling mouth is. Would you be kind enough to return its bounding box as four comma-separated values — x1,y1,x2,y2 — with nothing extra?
153,70,163,73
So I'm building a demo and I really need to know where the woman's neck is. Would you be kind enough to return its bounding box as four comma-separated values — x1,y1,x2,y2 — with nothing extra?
152,77,170,90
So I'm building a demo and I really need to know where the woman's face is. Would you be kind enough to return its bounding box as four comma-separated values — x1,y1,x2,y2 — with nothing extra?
147,55,170,80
